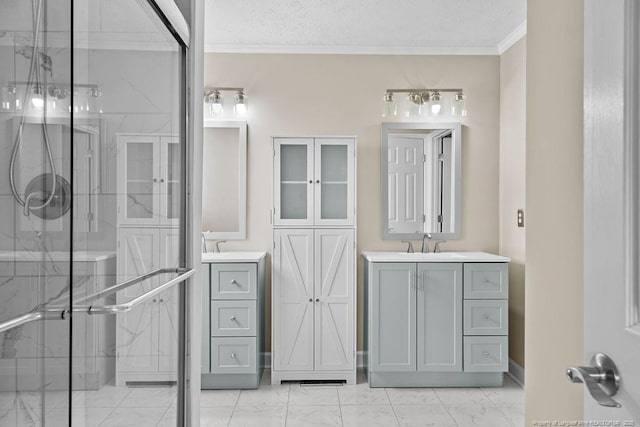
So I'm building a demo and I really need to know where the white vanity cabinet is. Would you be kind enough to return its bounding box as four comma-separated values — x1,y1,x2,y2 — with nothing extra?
201,252,266,389
273,137,356,227
362,252,509,388
272,136,357,385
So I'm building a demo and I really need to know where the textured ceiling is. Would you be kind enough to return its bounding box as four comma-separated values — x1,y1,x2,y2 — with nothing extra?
204,0,527,54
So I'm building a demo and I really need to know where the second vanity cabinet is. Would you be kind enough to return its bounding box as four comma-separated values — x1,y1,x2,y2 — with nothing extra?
363,252,509,387
201,252,266,389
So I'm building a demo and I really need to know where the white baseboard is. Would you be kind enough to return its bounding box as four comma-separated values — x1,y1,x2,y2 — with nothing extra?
265,351,525,388
507,358,525,387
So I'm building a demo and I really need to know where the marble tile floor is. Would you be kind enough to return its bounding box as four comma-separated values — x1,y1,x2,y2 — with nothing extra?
0,370,523,426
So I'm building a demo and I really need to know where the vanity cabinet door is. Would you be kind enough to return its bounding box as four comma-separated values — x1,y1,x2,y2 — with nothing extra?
273,138,314,226
370,263,416,372
272,229,314,371
417,263,463,372
314,229,354,371
314,138,355,226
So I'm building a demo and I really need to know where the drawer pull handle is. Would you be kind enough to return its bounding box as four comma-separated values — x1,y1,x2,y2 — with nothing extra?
482,351,491,357
229,315,237,322
231,279,239,286
230,352,237,359
483,314,490,320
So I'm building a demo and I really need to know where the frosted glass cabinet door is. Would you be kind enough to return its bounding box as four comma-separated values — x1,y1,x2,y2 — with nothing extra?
118,135,161,225
274,138,314,226
314,139,355,226
161,136,180,226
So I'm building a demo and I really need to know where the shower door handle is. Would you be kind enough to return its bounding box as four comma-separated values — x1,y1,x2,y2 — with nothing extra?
0,311,65,334
72,268,195,315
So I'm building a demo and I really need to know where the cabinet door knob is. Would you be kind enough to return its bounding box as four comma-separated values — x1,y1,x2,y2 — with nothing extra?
230,315,237,321
230,352,237,359
152,298,157,303
153,178,158,182
308,298,313,302
316,180,320,184
309,180,313,184
315,298,320,302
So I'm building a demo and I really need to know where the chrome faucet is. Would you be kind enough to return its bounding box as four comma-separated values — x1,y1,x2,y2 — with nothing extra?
401,240,415,253
214,240,227,253
201,233,208,253
433,240,447,253
421,233,432,253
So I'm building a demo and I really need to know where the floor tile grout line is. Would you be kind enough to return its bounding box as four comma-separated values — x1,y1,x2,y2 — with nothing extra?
430,388,461,427
384,388,403,427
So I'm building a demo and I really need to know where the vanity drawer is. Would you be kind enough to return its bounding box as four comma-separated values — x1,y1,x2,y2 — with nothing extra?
463,263,508,299
211,263,257,300
463,336,508,372
211,337,257,374
463,300,508,336
211,300,256,336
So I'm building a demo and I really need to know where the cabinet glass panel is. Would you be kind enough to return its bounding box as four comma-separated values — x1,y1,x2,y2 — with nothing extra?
167,142,180,219
320,145,348,220
126,142,154,219
280,145,308,219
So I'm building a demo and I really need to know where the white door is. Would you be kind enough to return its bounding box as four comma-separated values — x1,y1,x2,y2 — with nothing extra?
314,229,354,371
158,227,180,373
583,0,640,420
273,138,314,226
387,135,424,235
117,227,160,374
314,138,355,226
273,229,314,371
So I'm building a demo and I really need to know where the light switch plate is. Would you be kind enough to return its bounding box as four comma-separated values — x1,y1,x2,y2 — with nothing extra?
517,209,525,227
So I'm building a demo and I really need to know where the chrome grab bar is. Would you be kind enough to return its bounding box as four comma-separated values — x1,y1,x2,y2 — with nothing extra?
75,268,194,315
0,311,65,334
0,268,194,333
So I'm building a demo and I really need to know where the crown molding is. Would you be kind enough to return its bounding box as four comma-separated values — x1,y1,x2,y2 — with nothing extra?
497,20,527,55
204,44,500,56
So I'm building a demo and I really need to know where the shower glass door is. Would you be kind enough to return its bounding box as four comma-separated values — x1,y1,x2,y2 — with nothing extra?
0,0,73,424
72,0,188,426
0,0,190,425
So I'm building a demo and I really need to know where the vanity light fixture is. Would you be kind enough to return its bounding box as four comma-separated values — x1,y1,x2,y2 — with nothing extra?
3,81,103,114
204,87,248,119
382,88,467,119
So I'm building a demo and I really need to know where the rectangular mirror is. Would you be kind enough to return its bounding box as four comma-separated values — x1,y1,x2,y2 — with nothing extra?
381,122,462,240
202,120,247,240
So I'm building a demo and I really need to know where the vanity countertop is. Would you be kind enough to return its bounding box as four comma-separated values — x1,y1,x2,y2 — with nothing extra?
201,251,267,263
0,250,116,262
361,251,510,263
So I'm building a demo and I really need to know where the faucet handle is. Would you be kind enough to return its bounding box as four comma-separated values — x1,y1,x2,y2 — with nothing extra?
434,240,447,253
214,240,227,253
401,240,415,253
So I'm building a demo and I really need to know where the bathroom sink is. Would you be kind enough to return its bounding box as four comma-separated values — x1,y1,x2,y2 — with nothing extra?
361,251,510,263
201,252,266,263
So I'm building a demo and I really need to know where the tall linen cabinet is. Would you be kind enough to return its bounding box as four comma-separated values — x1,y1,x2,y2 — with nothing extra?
271,137,357,384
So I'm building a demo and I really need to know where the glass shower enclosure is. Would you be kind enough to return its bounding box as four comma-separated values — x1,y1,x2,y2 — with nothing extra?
0,0,193,425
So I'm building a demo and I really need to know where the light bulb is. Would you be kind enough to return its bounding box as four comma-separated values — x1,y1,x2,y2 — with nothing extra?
429,91,442,116
205,90,223,118
451,92,467,117
406,92,423,118
382,92,397,118
31,87,44,109
234,90,247,118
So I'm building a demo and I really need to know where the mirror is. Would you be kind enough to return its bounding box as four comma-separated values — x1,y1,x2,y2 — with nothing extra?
381,122,462,240
202,120,247,240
